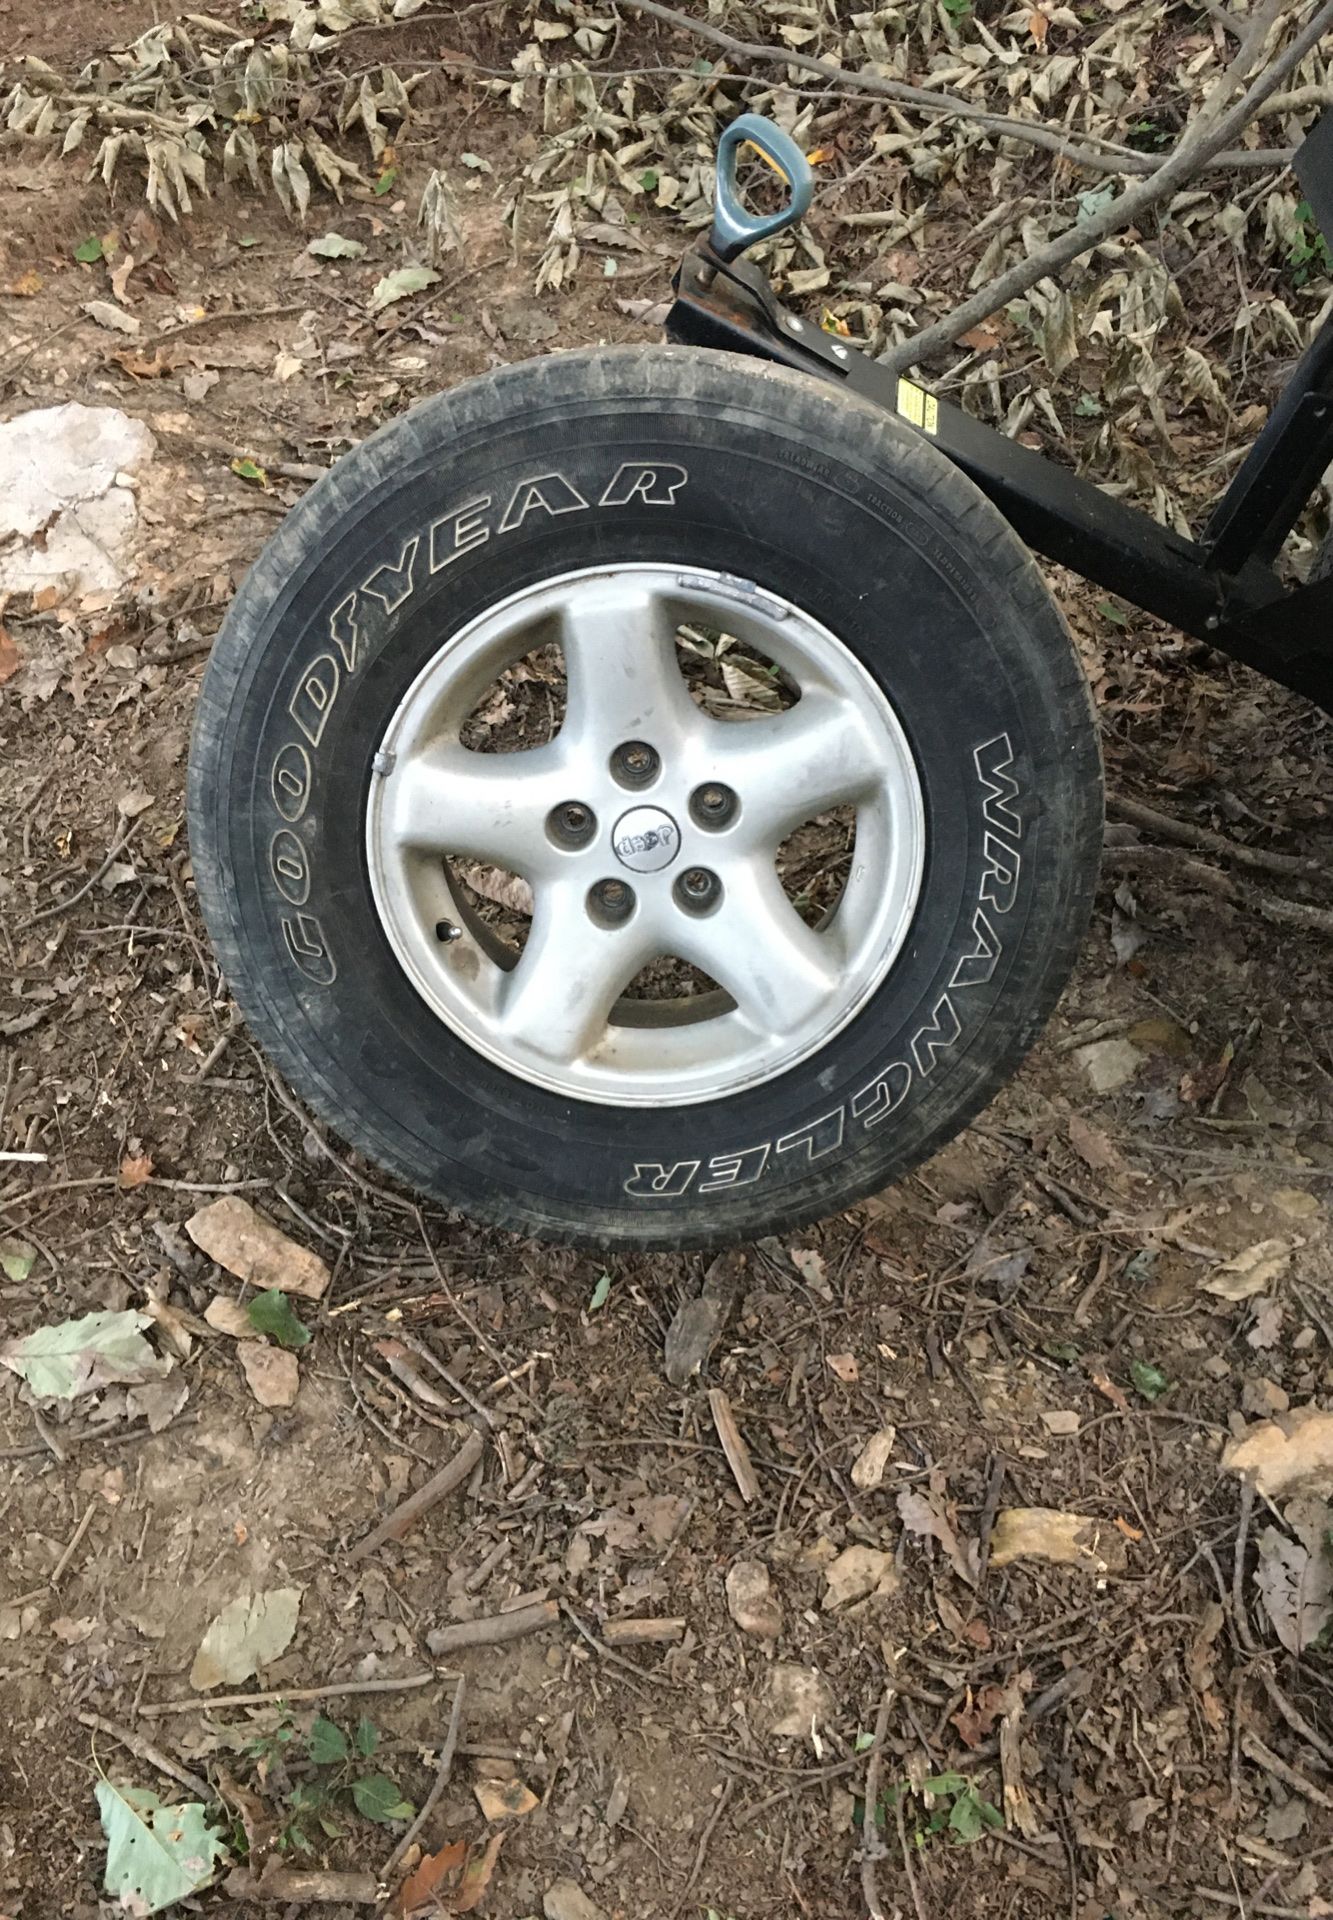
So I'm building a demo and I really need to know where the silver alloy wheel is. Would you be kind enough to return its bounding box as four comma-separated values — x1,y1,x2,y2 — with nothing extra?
364,564,925,1107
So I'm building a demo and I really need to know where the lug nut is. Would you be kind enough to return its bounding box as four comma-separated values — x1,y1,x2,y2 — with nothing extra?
588,877,636,926
675,867,722,914
547,799,597,849
689,781,738,829
611,740,660,790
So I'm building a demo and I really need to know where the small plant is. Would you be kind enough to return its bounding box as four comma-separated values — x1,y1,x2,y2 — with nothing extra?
941,0,972,18
860,1770,1004,1849
241,1711,414,1853
1289,201,1333,287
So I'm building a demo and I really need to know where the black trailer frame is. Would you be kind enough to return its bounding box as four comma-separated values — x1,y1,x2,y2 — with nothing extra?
666,112,1333,717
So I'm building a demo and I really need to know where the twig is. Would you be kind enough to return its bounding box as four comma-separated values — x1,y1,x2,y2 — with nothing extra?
669,1776,734,1920
18,819,137,929
860,1687,895,1920
1241,1729,1333,1811
1232,1482,1259,1655
77,1711,210,1800
51,1499,97,1586
1102,845,1333,940
975,1452,1008,1592
886,0,1333,374
381,1674,465,1883
1107,794,1323,881
225,1862,379,1905
425,1600,558,1656
414,1208,539,1409
708,1388,759,1504
348,1426,484,1562
1258,1668,1333,1769
892,1764,929,1920
391,1329,497,1427
1196,1897,1316,1920
617,0,1270,180
139,1671,449,1717
602,1617,685,1646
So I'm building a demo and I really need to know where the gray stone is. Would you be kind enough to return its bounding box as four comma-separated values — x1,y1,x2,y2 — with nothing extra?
544,1882,604,1920
725,1558,782,1639
0,403,156,600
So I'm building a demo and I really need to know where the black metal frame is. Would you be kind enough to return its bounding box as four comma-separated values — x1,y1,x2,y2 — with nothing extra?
665,139,1333,717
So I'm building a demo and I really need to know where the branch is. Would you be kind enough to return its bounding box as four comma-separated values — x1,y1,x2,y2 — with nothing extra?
887,0,1333,375
619,0,1297,178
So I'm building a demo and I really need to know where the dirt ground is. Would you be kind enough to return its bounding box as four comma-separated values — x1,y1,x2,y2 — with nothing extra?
2,4,1333,1919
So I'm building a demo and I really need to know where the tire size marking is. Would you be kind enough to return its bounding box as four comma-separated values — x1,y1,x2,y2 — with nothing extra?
265,461,689,988
623,734,1024,1201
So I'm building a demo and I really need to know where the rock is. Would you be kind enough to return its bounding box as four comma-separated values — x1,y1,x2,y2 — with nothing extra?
237,1342,299,1409
543,1882,604,1920
989,1507,1128,1573
822,1544,895,1610
851,1427,896,1490
186,1197,330,1300
725,1559,782,1639
204,1296,253,1339
1075,1036,1142,1093
761,1663,834,1742
0,403,155,599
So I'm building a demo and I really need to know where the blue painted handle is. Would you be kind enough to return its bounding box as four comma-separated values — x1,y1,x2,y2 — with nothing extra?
709,113,814,264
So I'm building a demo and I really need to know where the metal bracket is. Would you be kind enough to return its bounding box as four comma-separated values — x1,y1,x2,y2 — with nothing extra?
666,246,1333,715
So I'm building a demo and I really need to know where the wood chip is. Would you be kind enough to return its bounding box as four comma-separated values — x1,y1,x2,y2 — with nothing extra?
708,1388,758,1504
425,1599,558,1656
601,1617,685,1646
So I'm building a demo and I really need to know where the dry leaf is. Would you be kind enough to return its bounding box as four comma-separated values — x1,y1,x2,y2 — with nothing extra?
1067,1112,1121,1173
393,1838,465,1916
1041,1410,1081,1435
990,1507,1127,1573
454,1831,505,1914
897,1484,979,1588
190,1587,301,1690
951,1681,1006,1749
851,1427,897,1490
1029,8,1050,45
1254,1513,1333,1655
127,1374,189,1433
186,1197,330,1299
826,1352,859,1383
0,626,21,684
1089,1368,1130,1413
1223,1405,1333,1499
1202,1239,1292,1301
119,1151,154,1190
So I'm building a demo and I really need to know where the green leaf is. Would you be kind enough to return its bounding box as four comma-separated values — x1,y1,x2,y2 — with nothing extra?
307,231,367,259
369,265,440,312
922,1772,968,1796
74,235,104,263
460,151,493,172
853,1730,876,1753
238,234,262,248
230,456,270,489
1129,1359,1170,1402
639,168,659,190
97,1782,226,1914
0,1237,36,1283
373,167,399,197
307,1716,348,1765
247,1290,311,1349
351,1773,415,1824
1,1309,166,1400
355,1715,379,1757
588,1272,612,1312
949,1792,983,1844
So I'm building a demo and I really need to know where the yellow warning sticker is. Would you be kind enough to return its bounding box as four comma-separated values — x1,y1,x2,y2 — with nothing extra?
896,377,939,437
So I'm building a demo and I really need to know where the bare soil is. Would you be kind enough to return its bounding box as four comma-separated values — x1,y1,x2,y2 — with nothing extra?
2,8,1332,1920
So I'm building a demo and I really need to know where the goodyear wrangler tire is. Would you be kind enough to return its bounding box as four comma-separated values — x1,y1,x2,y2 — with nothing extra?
187,347,1102,1250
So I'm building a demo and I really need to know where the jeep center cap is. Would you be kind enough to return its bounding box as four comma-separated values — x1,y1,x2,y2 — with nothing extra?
612,806,681,874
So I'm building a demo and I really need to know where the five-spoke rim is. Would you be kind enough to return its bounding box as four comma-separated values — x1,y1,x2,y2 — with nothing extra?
364,564,925,1106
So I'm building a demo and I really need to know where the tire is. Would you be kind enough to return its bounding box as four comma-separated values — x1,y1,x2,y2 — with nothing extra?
188,346,1102,1250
